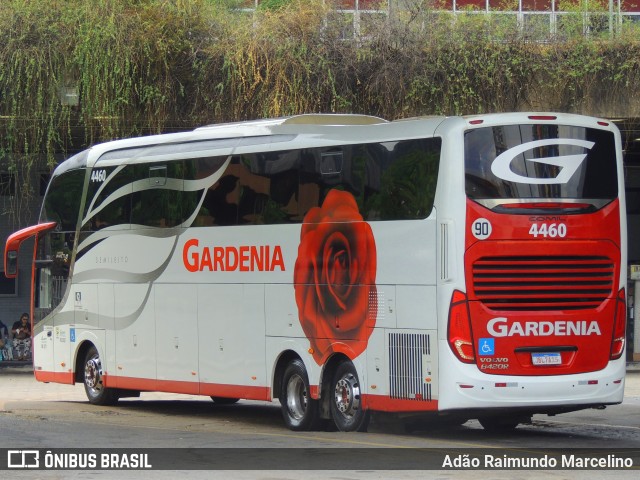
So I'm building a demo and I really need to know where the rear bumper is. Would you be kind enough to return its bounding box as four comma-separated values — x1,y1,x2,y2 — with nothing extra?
438,347,626,412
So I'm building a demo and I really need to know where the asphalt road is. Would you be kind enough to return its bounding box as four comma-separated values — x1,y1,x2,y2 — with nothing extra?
1,366,639,479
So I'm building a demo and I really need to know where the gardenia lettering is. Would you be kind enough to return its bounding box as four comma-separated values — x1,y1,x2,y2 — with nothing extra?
183,239,285,272
487,317,601,337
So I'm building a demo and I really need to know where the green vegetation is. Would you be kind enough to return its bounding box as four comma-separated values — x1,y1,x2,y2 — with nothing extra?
1,0,639,224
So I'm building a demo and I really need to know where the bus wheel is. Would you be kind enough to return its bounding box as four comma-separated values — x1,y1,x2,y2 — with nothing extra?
280,358,319,431
210,397,239,405
330,361,370,432
83,346,119,406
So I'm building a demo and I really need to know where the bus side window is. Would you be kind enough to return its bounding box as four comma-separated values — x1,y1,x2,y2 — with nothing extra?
253,151,299,224
82,166,132,232
301,145,370,216
188,138,441,226
236,154,269,225
361,138,441,221
197,152,302,226
198,156,242,226
298,150,321,218
130,162,184,228
189,156,229,227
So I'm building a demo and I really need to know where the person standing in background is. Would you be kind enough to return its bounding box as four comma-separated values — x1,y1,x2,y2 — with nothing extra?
11,313,31,361
0,319,12,360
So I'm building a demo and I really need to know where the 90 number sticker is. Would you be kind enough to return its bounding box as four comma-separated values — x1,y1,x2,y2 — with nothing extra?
471,218,492,240
528,223,567,238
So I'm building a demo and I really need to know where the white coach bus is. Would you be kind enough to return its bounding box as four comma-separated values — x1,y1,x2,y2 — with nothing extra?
4,113,627,432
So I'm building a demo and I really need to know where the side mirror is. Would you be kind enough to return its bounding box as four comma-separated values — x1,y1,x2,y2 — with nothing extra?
5,250,18,277
4,221,57,279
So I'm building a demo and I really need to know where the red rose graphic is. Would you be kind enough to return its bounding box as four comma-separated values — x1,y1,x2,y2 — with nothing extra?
294,189,377,365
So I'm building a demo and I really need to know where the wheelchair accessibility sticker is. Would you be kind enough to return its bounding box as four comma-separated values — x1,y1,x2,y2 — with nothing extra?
478,338,495,356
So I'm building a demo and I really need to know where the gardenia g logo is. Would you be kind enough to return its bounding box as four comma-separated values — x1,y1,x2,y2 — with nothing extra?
491,139,595,185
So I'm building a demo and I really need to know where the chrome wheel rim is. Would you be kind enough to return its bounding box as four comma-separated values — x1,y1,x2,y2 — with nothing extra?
334,372,360,418
286,374,308,420
85,355,103,395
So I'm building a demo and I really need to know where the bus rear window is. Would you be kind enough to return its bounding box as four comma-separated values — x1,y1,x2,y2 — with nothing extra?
464,125,617,201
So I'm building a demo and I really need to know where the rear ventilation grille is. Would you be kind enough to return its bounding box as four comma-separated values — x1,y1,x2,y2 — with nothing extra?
472,255,614,311
389,333,432,402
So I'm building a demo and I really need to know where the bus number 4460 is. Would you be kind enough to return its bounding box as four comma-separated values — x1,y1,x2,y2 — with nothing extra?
90,169,107,183
528,223,567,238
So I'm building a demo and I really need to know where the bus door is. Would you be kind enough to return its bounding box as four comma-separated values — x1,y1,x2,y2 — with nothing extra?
3,222,58,373
33,229,73,378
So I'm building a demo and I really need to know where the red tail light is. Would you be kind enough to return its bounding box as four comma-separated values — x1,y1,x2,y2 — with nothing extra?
610,288,626,360
448,290,475,363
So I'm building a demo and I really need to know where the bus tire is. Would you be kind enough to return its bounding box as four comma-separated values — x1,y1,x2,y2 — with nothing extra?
330,361,370,432
210,397,240,405
280,358,319,431
83,346,119,406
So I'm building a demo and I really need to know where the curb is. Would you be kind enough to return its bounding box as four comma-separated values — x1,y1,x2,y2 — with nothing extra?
0,360,33,373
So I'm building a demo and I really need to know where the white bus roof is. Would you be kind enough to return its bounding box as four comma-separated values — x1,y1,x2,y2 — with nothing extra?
52,112,616,174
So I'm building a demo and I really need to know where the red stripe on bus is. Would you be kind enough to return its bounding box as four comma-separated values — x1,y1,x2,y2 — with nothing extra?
35,370,75,385
200,382,271,401
362,394,438,412
103,375,271,401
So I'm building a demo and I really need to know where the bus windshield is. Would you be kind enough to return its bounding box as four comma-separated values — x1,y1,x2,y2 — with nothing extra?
40,168,85,229
464,125,618,202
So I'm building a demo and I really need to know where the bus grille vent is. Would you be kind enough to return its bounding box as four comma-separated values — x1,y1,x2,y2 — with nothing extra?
389,333,432,402
472,255,614,311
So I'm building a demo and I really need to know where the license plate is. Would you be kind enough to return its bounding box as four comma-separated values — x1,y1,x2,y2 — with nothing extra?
532,352,562,366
